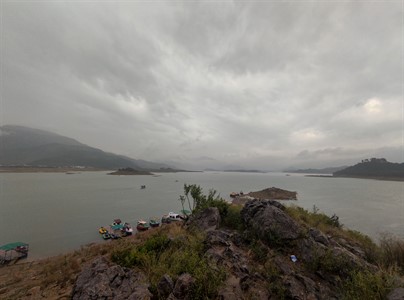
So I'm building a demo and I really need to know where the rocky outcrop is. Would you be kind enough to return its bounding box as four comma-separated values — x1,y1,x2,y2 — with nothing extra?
187,207,221,231
157,274,174,299
241,199,303,242
388,287,404,300
71,256,152,300
71,199,390,299
170,273,195,299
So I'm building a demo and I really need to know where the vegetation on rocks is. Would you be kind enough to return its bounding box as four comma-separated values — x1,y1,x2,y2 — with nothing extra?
111,227,226,299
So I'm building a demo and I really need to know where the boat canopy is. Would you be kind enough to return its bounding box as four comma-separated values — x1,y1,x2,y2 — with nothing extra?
111,224,124,230
0,242,28,251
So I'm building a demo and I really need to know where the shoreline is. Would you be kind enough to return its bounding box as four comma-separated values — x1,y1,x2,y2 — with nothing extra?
305,174,404,182
0,166,109,173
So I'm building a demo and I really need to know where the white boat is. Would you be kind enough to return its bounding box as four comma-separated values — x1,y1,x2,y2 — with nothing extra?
161,212,183,223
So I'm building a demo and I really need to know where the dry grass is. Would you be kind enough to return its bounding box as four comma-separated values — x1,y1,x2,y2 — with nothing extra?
379,233,404,274
0,225,175,299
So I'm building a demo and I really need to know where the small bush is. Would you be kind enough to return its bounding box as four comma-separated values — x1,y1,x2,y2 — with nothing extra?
307,249,354,276
264,260,286,299
286,205,342,230
342,269,395,300
344,229,379,262
209,199,229,217
140,233,171,254
379,234,404,274
111,229,226,299
250,240,268,262
221,204,244,231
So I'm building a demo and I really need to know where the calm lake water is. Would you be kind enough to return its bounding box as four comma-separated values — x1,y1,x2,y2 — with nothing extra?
0,171,403,259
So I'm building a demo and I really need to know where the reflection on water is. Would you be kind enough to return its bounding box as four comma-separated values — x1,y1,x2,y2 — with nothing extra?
0,171,403,258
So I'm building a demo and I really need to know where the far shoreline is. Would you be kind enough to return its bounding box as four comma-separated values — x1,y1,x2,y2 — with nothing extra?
305,174,404,182
0,166,109,173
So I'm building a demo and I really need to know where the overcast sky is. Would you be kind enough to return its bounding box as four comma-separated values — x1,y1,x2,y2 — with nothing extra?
1,1,403,170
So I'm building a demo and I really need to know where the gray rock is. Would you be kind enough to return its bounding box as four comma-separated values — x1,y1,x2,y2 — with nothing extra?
388,288,404,300
188,207,221,231
309,228,329,246
205,230,231,247
172,273,195,299
241,199,302,243
217,275,243,300
157,274,174,298
72,256,152,300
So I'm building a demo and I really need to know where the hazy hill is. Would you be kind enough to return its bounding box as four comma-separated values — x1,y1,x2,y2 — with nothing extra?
284,166,348,174
0,125,171,170
333,158,404,179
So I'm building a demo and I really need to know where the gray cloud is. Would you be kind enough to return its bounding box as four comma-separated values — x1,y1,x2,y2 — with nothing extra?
2,1,402,170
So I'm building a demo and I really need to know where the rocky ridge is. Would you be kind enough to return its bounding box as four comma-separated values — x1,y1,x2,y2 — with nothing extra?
70,198,400,299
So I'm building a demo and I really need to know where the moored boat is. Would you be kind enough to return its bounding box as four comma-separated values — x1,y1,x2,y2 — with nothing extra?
0,242,29,265
137,220,150,231
149,218,160,228
112,219,122,226
99,227,108,234
102,232,111,240
121,223,133,236
161,212,183,224
110,233,120,239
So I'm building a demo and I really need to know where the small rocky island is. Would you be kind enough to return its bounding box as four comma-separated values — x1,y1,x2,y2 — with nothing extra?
232,187,297,205
108,167,153,175
247,187,297,200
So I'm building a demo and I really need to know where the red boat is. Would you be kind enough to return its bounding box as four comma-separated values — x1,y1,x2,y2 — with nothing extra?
136,220,150,231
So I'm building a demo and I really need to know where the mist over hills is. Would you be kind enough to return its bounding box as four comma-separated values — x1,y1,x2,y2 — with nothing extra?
0,125,171,170
284,166,348,174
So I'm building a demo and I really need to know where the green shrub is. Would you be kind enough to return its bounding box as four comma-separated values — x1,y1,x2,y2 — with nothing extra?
285,205,342,229
379,234,404,274
209,199,229,217
221,204,244,231
307,248,354,276
111,230,225,299
264,260,286,299
111,248,150,268
344,229,379,262
342,269,395,300
250,240,268,262
140,233,171,254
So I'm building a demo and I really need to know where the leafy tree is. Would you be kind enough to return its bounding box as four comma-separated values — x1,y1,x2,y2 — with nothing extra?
182,184,228,214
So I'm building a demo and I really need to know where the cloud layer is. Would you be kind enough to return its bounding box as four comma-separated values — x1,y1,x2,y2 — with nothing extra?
2,2,403,170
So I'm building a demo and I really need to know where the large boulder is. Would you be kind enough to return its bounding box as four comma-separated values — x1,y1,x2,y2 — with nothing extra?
71,256,152,300
157,274,174,299
187,207,221,231
388,288,404,300
241,199,302,243
171,273,195,299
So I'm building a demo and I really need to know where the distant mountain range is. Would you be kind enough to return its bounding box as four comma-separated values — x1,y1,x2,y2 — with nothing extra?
204,168,267,173
333,158,404,180
0,125,172,170
284,166,348,174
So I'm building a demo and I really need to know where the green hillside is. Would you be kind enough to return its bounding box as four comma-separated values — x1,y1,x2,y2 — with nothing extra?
0,125,170,170
333,158,404,179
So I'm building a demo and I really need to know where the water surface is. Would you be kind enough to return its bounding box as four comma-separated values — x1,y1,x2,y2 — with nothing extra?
0,171,403,258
